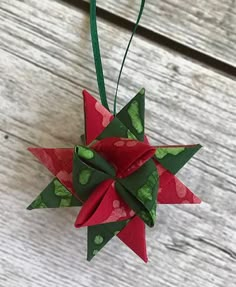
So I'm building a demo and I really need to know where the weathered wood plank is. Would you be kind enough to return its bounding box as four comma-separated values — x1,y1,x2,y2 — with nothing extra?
82,0,236,67
0,0,236,286
0,126,235,286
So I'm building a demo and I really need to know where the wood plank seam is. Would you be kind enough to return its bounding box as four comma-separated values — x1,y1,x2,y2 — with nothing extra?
61,0,236,78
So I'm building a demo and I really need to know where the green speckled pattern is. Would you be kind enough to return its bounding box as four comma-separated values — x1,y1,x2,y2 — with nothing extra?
73,145,115,202
127,100,143,134
137,171,158,202
79,169,92,185
155,147,185,159
54,179,73,207
94,235,104,245
116,160,158,227
154,145,202,174
29,195,48,209
87,220,128,261
27,178,82,210
73,141,159,227
96,116,136,141
127,130,137,139
76,146,94,159
116,89,145,141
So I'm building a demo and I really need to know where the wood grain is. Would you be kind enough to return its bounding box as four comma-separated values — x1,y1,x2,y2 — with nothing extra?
82,0,236,68
0,0,235,286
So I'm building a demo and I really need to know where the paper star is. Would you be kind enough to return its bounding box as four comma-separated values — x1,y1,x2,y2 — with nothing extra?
28,89,201,262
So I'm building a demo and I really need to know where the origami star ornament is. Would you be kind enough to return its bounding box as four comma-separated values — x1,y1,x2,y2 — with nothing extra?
28,89,201,262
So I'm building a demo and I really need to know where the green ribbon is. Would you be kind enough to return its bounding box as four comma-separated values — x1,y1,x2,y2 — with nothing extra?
113,0,145,114
90,0,109,110
89,0,146,114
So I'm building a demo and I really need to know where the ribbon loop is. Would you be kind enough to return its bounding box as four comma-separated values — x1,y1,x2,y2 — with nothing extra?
90,0,146,114
90,0,109,110
113,0,146,114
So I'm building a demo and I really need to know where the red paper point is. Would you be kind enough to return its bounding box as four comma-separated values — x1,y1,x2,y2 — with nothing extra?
83,90,113,145
155,162,201,204
118,216,148,263
28,148,73,175
28,147,77,196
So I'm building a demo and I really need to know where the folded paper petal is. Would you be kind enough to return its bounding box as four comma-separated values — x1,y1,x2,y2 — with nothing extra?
117,159,158,227
73,145,115,202
75,180,132,228
74,145,115,176
118,216,148,262
73,139,158,228
92,137,156,177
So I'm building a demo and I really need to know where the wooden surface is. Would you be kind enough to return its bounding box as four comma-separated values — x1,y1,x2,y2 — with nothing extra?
86,0,236,67
0,0,236,286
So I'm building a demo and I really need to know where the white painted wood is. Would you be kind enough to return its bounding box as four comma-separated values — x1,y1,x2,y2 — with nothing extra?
89,0,236,67
0,0,235,286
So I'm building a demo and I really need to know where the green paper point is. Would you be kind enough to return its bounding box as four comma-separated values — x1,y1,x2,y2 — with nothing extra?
139,88,145,96
154,145,202,175
27,178,82,210
87,221,128,261
116,88,145,141
150,205,157,222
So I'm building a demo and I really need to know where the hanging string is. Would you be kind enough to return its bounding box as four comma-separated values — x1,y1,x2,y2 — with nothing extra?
90,0,145,114
113,0,145,115
90,0,110,110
